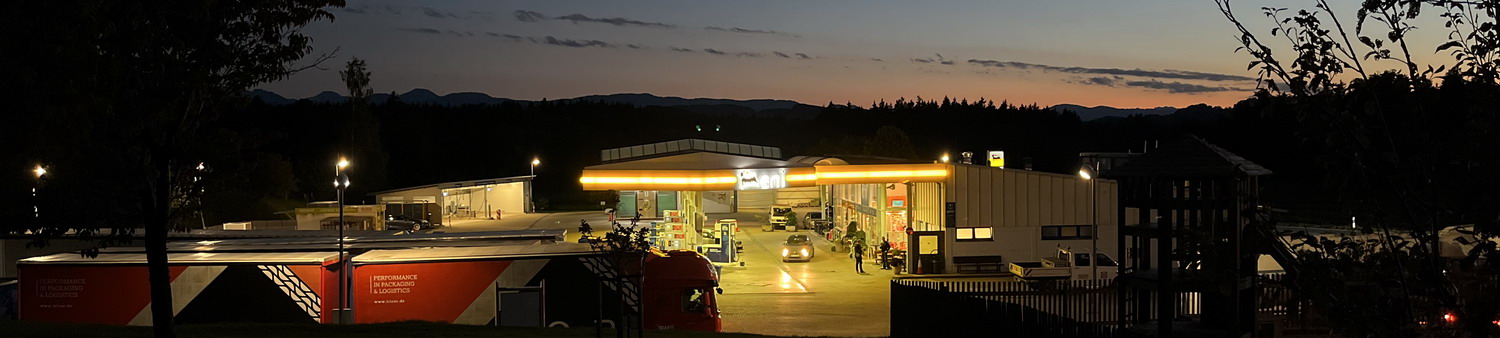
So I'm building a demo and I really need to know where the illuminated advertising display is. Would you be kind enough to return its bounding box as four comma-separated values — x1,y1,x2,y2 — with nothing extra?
734,168,788,190
988,151,1005,168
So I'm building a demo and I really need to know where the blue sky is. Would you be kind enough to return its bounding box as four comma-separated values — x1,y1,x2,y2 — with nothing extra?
259,0,1452,108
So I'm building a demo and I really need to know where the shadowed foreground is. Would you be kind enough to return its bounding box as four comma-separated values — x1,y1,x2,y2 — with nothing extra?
0,320,794,338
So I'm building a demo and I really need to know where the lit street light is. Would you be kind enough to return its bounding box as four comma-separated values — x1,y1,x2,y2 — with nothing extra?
1079,163,1099,279
333,157,351,324
940,154,950,163
33,165,47,226
530,158,540,213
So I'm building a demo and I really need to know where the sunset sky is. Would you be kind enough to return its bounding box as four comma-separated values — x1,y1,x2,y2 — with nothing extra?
260,0,1457,109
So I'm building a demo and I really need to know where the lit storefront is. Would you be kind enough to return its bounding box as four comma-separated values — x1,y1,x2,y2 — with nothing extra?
580,139,1116,274
370,176,533,225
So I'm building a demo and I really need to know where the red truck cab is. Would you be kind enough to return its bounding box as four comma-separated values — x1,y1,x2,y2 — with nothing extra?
643,250,722,332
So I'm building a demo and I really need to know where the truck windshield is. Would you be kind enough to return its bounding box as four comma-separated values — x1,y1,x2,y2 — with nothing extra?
1095,254,1117,267
682,288,710,314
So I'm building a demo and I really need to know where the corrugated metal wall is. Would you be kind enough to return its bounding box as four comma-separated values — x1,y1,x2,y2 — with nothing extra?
911,182,944,230
943,164,1120,269
947,165,1116,228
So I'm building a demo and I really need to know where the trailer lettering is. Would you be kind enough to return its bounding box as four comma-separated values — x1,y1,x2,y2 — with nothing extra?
36,278,86,298
370,274,418,294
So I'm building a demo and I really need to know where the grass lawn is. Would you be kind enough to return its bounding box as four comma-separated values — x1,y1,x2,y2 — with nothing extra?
0,320,787,338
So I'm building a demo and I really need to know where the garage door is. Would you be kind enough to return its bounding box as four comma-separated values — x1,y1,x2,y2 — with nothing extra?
736,190,775,210
776,187,820,207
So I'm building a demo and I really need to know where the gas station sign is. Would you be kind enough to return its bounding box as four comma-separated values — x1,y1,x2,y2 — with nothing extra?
735,168,788,190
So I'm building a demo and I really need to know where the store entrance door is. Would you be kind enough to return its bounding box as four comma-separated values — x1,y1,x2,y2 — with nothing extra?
908,230,945,274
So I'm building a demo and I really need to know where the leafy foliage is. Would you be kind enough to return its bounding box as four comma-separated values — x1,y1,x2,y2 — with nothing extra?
1218,1,1500,335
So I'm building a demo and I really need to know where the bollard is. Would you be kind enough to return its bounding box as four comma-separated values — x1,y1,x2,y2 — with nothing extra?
496,210,503,220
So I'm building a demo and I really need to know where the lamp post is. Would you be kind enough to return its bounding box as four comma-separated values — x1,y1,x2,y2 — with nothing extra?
530,158,539,213
33,165,46,225
1078,163,1100,279
334,157,350,323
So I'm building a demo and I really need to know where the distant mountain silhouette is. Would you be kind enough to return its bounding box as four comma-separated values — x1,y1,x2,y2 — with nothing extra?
246,89,820,118
247,89,293,105
308,91,347,104
1049,104,1178,121
564,93,807,112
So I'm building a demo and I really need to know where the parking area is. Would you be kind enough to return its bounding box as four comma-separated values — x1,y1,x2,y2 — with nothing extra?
714,213,893,337
440,210,896,337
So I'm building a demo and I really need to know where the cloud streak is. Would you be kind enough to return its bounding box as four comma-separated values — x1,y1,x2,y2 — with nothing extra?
967,59,1254,82
554,13,675,28
1121,80,1240,93
513,10,546,22
538,36,614,48
705,26,799,37
912,54,955,65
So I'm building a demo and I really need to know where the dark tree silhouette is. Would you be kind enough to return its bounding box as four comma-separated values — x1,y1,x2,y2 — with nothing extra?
4,1,343,336
1218,0,1500,335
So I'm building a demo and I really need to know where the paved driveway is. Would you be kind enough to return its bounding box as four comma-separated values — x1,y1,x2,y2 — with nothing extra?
714,213,892,337
442,210,895,336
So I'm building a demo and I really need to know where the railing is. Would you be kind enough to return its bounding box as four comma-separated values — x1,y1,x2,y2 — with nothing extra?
892,276,1307,336
892,279,1118,337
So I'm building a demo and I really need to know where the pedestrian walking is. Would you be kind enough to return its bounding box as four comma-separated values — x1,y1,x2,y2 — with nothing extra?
879,238,892,270
853,241,867,274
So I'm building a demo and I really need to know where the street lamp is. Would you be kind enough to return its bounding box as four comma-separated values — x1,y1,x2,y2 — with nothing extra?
530,158,539,213
1078,163,1099,279
333,157,351,324
940,154,950,163
33,165,46,224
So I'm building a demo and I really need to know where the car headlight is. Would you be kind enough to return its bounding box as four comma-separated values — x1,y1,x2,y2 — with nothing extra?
800,248,809,257
781,248,789,257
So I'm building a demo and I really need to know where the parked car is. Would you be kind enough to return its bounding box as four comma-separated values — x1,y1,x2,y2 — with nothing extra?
781,234,815,262
805,212,831,234
385,215,431,231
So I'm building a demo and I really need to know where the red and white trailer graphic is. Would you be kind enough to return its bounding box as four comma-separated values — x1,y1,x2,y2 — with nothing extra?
350,243,721,331
18,252,341,325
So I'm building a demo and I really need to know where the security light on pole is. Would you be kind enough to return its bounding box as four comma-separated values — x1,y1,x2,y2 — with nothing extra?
1078,163,1100,279
333,157,351,324
529,158,540,213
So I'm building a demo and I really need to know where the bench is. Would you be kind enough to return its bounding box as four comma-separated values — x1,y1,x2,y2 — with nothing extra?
953,255,1005,274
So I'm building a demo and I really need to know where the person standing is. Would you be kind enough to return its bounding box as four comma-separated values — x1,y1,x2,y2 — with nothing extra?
853,240,867,274
879,238,893,270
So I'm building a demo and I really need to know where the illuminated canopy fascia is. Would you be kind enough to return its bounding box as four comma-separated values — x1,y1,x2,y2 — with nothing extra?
580,164,950,191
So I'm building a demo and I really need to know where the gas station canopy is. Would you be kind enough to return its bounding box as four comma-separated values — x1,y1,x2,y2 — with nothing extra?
579,144,951,191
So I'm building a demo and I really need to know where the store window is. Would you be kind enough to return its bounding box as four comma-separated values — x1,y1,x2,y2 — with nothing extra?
955,226,992,241
1041,225,1093,240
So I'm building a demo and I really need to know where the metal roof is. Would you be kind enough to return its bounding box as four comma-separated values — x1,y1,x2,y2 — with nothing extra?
352,243,597,264
368,175,534,196
20,252,340,265
585,152,809,171
1103,135,1271,178
600,139,781,163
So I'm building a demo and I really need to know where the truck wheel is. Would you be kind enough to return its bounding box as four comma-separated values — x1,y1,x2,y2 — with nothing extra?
548,321,570,328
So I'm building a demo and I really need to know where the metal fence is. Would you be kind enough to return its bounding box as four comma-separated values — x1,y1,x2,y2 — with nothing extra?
891,279,1119,337
892,277,1288,337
